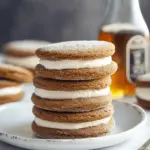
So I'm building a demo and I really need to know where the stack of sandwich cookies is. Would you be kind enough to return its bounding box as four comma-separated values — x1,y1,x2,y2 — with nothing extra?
136,73,150,108
32,41,118,138
0,64,33,104
32,104,114,138
3,40,50,73
32,76,112,112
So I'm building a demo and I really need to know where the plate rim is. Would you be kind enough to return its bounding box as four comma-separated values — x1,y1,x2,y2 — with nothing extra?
0,100,147,143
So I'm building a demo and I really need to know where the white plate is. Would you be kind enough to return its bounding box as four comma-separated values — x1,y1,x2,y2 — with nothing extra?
0,101,147,150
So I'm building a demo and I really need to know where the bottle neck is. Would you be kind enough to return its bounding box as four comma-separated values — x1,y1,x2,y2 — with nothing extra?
109,0,140,11
101,0,149,35
105,0,142,23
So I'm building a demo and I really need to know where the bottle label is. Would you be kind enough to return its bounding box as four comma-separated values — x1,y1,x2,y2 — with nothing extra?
126,35,149,83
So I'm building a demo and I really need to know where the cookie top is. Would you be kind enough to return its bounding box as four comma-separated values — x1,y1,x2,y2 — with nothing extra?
36,41,115,60
4,40,50,57
0,64,33,82
136,73,150,87
0,80,21,88
137,73,150,82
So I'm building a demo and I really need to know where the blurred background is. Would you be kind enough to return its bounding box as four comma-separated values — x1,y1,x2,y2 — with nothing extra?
0,0,149,48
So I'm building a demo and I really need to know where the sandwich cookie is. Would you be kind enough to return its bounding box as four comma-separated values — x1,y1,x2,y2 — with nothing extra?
3,40,50,72
32,76,112,112
136,73,150,108
0,64,33,82
0,80,24,104
36,41,118,80
32,104,114,138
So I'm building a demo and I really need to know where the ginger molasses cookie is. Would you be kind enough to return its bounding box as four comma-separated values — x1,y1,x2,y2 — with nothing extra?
32,119,114,138
36,41,118,80
136,73,150,108
0,80,24,104
0,64,33,82
32,94,112,112
32,76,112,112
3,40,50,70
32,104,114,138
34,76,112,91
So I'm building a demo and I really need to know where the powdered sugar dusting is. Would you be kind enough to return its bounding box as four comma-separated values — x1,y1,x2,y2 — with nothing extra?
39,41,114,52
4,40,50,51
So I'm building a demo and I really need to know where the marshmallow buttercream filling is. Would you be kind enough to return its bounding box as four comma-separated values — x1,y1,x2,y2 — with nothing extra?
35,87,110,99
35,116,111,129
40,56,112,69
0,86,22,96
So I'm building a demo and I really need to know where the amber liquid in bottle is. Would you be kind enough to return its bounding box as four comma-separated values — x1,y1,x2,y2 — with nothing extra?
98,0,149,99
98,29,147,98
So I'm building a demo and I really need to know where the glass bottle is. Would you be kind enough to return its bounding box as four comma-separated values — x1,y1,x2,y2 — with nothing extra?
98,0,149,99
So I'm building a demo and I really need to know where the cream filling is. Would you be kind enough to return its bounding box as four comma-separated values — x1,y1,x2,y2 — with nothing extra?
35,87,110,99
136,87,150,101
35,116,111,129
5,56,39,68
137,73,150,82
40,56,112,69
0,86,22,96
